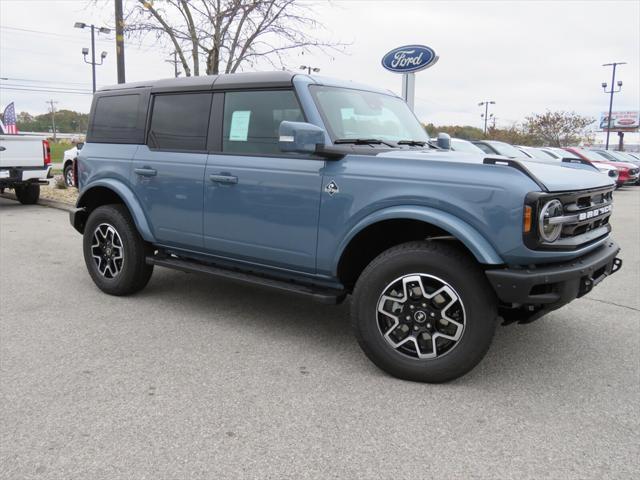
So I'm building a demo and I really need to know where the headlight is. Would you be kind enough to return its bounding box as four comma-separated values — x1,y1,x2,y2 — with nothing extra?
538,199,563,242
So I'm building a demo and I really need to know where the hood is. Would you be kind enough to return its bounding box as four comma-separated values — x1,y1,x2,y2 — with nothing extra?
377,150,615,193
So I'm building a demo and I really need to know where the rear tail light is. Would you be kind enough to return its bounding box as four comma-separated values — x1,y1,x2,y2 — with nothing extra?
42,140,51,166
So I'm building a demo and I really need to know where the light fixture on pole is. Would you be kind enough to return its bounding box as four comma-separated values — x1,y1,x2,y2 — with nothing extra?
300,65,320,75
601,62,626,150
75,22,111,93
478,101,495,136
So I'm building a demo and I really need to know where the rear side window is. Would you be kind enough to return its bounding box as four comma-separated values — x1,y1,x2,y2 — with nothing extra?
148,93,212,151
222,90,303,155
89,93,144,144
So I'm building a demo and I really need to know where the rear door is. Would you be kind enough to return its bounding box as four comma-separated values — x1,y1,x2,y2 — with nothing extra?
203,90,324,273
132,92,212,249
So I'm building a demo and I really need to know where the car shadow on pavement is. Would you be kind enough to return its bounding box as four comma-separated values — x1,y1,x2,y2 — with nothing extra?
136,267,603,386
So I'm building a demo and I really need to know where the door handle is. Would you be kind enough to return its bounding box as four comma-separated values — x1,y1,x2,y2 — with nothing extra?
134,167,157,177
209,174,238,185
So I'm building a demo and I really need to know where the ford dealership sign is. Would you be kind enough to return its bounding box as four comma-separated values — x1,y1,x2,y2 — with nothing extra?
381,45,438,73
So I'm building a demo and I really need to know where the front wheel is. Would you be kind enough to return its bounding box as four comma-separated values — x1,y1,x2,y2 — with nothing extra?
351,241,498,383
83,204,154,296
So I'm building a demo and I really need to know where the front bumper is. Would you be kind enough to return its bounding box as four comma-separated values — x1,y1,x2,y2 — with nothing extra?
486,240,621,322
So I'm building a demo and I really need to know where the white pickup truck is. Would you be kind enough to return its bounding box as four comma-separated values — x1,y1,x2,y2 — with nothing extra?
0,134,52,204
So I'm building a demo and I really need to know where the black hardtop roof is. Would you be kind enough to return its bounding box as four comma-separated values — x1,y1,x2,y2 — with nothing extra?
98,71,297,93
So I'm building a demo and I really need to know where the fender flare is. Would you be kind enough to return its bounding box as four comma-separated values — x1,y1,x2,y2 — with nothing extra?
77,178,156,243
333,205,504,271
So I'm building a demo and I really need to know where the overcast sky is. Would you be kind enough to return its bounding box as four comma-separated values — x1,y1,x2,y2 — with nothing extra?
1,0,638,141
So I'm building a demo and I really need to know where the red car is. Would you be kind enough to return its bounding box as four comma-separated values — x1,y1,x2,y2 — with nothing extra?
564,147,639,187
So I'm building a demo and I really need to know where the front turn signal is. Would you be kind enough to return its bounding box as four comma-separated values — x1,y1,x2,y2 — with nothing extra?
523,205,532,233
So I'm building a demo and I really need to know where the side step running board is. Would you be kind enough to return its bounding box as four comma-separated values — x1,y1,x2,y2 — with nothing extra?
146,255,346,304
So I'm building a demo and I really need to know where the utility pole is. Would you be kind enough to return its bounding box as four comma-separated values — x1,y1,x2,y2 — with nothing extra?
166,51,181,77
46,100,58,142
601,62,626,150
115,0,126,84
478,100,495,136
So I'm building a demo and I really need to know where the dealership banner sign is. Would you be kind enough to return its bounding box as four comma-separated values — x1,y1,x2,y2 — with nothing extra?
599,111,639,132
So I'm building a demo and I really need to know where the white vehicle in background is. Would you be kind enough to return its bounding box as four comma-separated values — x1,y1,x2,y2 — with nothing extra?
62,142,83,187
0,133,52,204
449,138,486,154
539,147,620,182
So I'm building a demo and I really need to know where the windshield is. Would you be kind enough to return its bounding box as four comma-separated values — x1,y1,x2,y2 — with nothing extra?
524,147,556,160
309,85,429,143
488,141,527,158
451,139,484,154
595,150,639,164
575,148,614,162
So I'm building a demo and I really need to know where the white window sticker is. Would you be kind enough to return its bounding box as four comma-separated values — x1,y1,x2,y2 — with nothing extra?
229,110,251,141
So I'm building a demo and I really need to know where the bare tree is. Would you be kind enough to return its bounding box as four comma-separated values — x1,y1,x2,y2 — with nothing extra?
123,0,344,76
524,111,594,147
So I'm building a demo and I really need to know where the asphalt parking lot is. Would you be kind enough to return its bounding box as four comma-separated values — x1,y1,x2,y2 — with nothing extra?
1,189,638,480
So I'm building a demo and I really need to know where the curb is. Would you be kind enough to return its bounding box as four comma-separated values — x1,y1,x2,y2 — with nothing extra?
0,193,74,212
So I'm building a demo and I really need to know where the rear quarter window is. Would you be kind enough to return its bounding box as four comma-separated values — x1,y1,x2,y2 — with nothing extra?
87,93,146,144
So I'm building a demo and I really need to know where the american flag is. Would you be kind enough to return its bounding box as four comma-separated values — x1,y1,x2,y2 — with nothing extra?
2,102,19,134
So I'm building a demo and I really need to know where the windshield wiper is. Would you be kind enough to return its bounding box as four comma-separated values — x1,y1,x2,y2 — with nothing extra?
334,138,397,148
396,140,427,147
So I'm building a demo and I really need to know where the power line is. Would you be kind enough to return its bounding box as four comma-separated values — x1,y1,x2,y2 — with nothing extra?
0,24,162,50
1,77,88,86
0,86,93,95
1,81,92,92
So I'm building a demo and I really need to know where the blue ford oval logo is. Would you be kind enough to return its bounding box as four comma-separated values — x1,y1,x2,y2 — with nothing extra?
381,45,438,73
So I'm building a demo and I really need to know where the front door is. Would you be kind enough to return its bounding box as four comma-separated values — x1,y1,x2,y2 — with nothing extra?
203,90,324,273
132,92,212,249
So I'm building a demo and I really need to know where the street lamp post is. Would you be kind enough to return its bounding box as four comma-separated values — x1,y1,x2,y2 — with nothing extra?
300,65,320,75
601,62,626,150
478,101,495,136
74,22,111,93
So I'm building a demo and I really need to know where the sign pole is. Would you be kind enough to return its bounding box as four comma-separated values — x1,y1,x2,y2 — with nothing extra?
382,45,436,112
402,73,416,112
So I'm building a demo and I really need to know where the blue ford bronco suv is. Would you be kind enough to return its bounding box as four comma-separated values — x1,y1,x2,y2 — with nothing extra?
71,71,621,382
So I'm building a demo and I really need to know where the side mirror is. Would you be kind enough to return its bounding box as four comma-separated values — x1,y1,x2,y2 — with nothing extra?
436,132,451,150
279,121,325,155
77,142,85,150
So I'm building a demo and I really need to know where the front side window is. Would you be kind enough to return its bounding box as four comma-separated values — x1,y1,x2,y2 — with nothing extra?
310,85,429,143
222,90,304,154
148,93,212,151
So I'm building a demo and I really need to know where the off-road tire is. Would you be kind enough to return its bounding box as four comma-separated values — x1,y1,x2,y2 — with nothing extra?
351,241,498,383
14,184,40,205
83,204,153,296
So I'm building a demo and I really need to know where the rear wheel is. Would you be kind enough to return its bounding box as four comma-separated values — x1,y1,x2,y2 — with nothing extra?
351,241,498,383
83,204,153,295
14,184,40,204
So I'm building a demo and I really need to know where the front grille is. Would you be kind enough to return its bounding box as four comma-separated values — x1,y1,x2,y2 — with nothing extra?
554,187,614,248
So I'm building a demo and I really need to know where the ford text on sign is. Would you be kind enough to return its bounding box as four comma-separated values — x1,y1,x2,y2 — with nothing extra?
381,45,438,73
